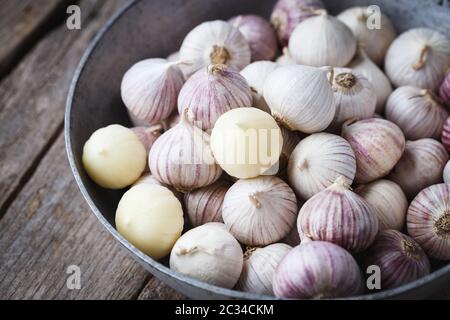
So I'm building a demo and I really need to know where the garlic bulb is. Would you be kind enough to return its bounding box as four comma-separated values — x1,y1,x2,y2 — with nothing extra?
177,64,252,130
229,15,277,62
441,117,450,152
342,118,406,184
337,6,396,65
263,65,335,133
298,177,379,252
237,243,291,295
131,125,162,154
364,230,430,289
149,109,222,192
116,184,184,259
389,139,448,199
273,241,364,299
222,176,298,246
444,161,450,184
275,47,296,66
170,223,243,288
355,180,407,231
121,58,185,125
386,86,449,140
240,61,279,113
407,183,450,260
82,124,146,189
385,28,450,91
287,133,356,200
440,71,450,107
179,20,251,76
289,11,356,67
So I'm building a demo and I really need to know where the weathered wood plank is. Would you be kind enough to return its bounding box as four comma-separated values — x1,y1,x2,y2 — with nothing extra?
138,277,186,300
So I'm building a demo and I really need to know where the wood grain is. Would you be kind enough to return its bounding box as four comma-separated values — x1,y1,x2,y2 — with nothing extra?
138,277,185,300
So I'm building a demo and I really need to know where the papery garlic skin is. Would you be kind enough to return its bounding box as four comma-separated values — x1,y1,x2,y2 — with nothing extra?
275,47,296,66
222,176,298,246
273,241,364,299
389,139,448,199
407,183,450,260
444,161,450,184
385,86,449,140
288,133,356,200
355,180,407,231
441,117,450,152
385,28,450,91
342,118,406,184
170,223,243,289
440,71,450,107
263,65,335,133
237,243,291,295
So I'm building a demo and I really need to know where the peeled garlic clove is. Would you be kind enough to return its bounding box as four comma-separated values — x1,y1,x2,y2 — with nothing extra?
386,86,449,140
407,183,450,260
263,65,335,133
289,11,356,67
222,176,298,246
441,117,450,152
342,118,406,184
237,243,291,295
364,230,430,289
440,71,450,107
179,20,251,76
288,133,356,200
275,47,296,66
385,28,450,92
355,180,407,231
389,139,448,199
170,223,243,289
115,184,184,259
273,241,364,299
131,125,162,155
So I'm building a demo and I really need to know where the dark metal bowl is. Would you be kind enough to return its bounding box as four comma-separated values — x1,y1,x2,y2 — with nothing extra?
65,0,450,299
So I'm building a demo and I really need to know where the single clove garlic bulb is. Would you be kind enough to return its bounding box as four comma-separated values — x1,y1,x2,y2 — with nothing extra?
237,243,292,295
441,117,450,152
149,109,222,192
263,65,335,133
287,133,356,200
342,118,406,184
289,11,356,67
222,176,298,246
170,223,244,288
177,64,253,130
389,139,448,199
298,176,379,252
385,86,449,140
275,47,296,66
121,58,185,125
385,28,450,91
273,241,364,299
355,180,408,231
440,71,450,107
444,161,450,184
131,125,162,154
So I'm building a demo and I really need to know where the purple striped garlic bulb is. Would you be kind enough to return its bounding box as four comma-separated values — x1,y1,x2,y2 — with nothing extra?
441,117,450,152
298,176,379,252
439,71,450,107
407,183,450,260
364,230,430,289
273,241,364,299
342,118,406,184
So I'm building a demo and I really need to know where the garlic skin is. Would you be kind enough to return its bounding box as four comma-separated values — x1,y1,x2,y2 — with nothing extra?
385,86,449,140
355,180,407,231
441,117,450,152
289,12,356,67
222,176,298,246
263,65,335,133
121,58,185,125
177,64,253,130
275,47,296,66
337,6,396,65
273,241,364,299
170,223,243,289
298,177,379,252
148,109,222,192
179,20,251,76
131,125,162,154
407,183,450,260
389,139,448,199
385,28,450,91
440,71,450,107
237,243,292,295
342,118,406,184
288,133,356,200
444,161,450,184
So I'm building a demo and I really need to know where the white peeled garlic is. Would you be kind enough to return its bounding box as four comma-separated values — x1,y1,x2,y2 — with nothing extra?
287,133,356,199
263,65,335,133
275,47,296,66
444,161,450,184
170,223,243,289
385,28,450,91
133,173,165,188
289,11,356,67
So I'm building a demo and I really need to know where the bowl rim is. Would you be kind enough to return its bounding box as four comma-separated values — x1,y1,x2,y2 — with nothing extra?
65,0,450,300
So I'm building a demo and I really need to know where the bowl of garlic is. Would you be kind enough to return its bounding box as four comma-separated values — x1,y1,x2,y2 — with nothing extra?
65,0,450,299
